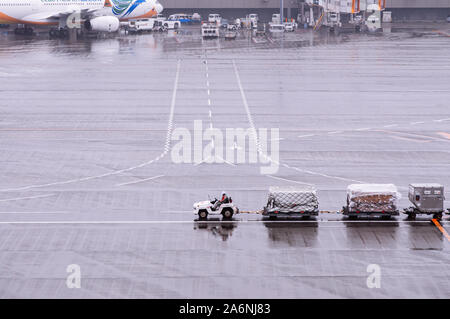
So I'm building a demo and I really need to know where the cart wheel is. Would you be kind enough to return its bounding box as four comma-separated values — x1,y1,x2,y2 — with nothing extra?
222,208,233,220
433,213,443,220
381,215,391,220
269,216,277,220
198,210,208,220
408,213,416,220
348,215,357,220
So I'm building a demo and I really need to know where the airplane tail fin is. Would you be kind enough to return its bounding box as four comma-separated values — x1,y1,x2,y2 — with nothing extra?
104,0,112,7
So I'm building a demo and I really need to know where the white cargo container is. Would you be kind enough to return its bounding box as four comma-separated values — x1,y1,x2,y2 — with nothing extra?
343,184,400,219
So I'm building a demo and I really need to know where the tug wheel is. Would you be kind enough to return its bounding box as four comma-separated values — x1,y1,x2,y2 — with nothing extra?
198,210,208,220
433,213,443,220
408,212,416,220
222,208,233,220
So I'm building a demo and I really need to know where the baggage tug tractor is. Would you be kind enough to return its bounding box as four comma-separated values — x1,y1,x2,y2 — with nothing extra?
193,197,239,220
404,184,446,220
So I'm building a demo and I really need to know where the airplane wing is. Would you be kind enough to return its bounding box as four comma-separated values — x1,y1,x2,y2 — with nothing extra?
22,8,99,22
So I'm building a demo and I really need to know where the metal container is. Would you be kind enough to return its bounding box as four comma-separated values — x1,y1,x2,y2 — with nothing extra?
408,184,445,214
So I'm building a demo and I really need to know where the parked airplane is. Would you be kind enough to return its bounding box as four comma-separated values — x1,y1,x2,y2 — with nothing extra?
0,0,164,35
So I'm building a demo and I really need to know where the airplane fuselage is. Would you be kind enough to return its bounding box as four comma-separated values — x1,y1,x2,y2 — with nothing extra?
0,0,162,25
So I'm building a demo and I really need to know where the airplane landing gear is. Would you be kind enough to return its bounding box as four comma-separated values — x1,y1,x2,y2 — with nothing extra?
14,25,34,36
49,28,70,39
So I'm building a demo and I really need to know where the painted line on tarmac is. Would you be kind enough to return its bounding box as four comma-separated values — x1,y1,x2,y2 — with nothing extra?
115,175,165,187
232,59,365,185
437,132,450,140
0,220,446,225
0,194,56,202
266,175,314,186
377,130,447,143
0,128,161,132
298,134,316,138
431,219,450,242
302,118,450,140
0,211,71,214
0,60,182,193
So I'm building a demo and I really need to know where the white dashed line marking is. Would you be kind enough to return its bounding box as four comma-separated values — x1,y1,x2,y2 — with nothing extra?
266,175,314,186
0,60,182,193
0,220,444,225
116,175,165,187
0,194,56,202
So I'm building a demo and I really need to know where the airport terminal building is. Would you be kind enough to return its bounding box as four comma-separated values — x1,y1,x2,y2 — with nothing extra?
162,0,450,20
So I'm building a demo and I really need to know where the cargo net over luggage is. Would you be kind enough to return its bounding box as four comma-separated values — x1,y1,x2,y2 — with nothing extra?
347,184,401,213
267,186,319,212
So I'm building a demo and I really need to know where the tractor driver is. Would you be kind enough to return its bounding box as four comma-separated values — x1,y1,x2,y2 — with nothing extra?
213,191,230,211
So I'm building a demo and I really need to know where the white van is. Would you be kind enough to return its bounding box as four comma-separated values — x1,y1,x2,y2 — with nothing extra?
248,13,259,24
126,19,156,33
272,13,281,24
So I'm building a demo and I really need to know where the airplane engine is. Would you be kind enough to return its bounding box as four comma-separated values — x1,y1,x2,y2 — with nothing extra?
85,16,120,33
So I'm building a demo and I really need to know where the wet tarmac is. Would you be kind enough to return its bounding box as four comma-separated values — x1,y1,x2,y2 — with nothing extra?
0,25,449,298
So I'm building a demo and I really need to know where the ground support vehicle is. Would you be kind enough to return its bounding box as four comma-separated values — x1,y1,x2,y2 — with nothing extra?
202,23,220,39
193,198,239,220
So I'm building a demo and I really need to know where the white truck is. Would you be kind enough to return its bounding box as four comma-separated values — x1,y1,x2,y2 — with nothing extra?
241,13,259,29
193,197,239,220
283,22,297,32
366,4,383,32
155,14,166,22
272,13,281,24
202,22,220,38
125,19,157,33
162,19,181,30
208,14,222,25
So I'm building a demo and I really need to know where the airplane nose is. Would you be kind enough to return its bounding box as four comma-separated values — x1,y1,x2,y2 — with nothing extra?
155,2,163,14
